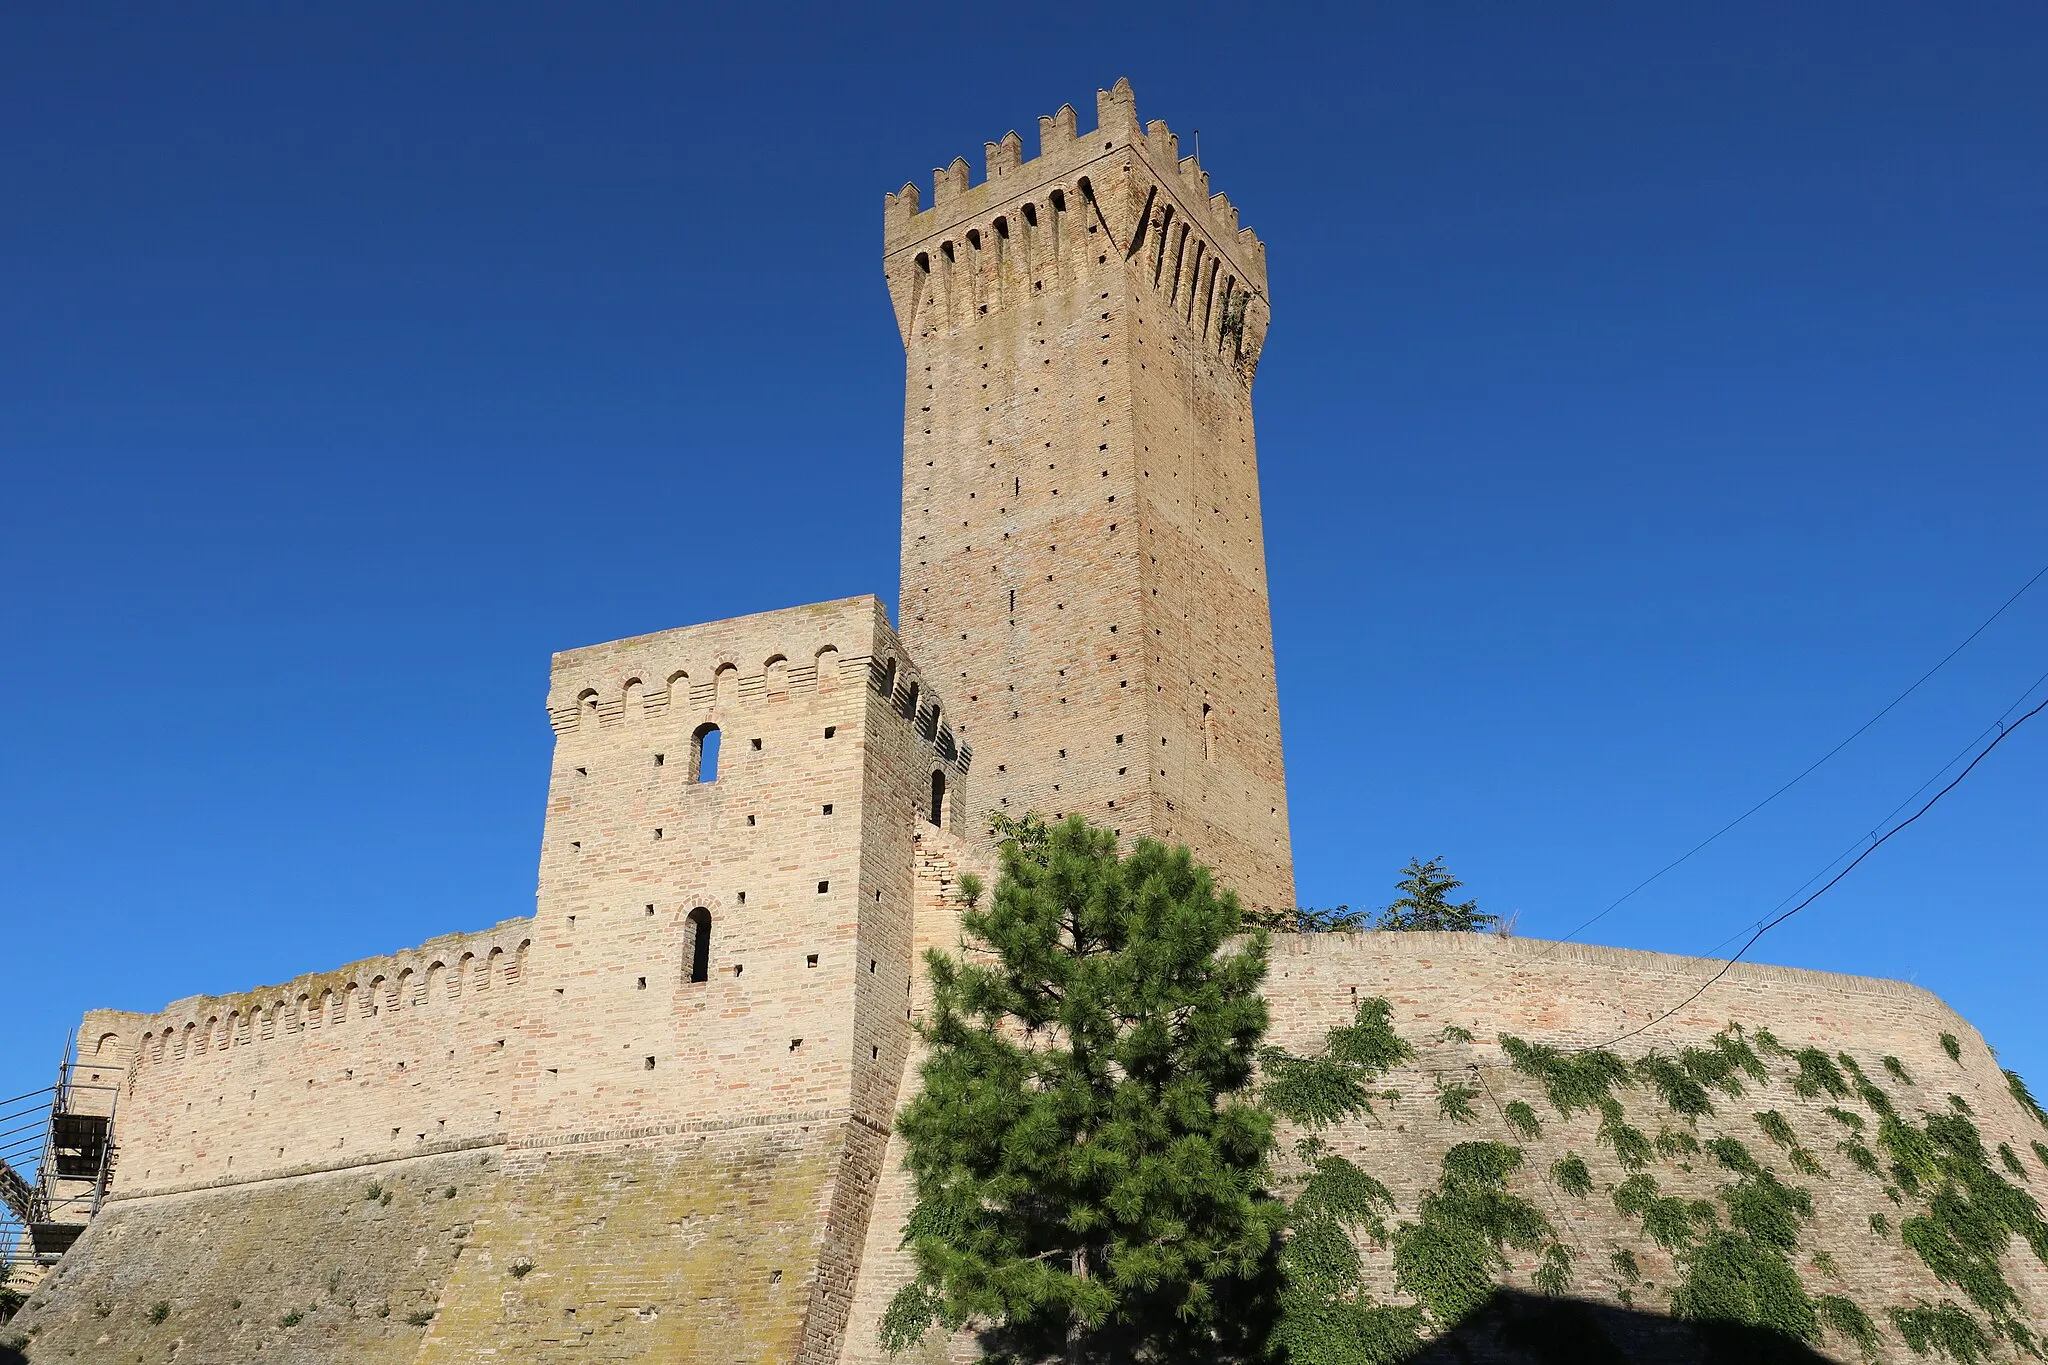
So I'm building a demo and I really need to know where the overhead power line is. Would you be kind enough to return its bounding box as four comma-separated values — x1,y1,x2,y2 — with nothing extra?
1590,681,2048,1051
1538,558,2048,956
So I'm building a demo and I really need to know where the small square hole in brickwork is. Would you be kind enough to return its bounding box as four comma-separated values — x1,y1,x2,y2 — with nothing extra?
870,959,877,973
575,766,587,776
806,954,819,968
653,829,663,840
645,904,654,915
824,726,836,738
770,1269,783,1285
637,977,647,990
822,804,833,815
747,814,756,826
653,753,664,766
817,880,829,894
789,1039,803,1052
644,1057,655,1070
872,1046,880,1059
734,964,744,977
750,737,762,750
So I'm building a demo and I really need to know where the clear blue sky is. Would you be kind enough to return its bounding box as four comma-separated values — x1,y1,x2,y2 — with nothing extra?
4,3,2044,1109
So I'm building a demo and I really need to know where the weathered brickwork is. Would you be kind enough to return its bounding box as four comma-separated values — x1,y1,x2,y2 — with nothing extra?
9,597,971,1363
886,78,1294,916
9,82,2040,1365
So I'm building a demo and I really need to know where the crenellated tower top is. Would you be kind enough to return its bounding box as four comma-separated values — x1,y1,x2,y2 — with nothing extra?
886,80,1265,288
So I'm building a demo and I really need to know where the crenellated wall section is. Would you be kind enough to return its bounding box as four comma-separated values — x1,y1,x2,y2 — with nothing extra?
10,596,975,1365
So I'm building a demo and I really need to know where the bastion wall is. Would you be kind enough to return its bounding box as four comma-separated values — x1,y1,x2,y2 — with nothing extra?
837,885,2048,1365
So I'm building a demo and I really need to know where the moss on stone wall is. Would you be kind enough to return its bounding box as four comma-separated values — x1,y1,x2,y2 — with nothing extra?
6,1129,839,1365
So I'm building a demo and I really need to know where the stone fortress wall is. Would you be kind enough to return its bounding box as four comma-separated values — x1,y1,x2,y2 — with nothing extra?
9,82,2043,1365
10,596,974,1364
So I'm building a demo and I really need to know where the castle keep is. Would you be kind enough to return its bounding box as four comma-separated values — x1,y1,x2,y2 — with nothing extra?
7,82,2045,1364
886,78,1292,914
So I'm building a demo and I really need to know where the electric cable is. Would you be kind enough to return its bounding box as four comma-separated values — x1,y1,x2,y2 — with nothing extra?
1588,681,2048,1051
1534,558,2048,956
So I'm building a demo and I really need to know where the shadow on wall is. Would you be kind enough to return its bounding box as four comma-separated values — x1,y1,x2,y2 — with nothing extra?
1,1343,21,1365
1413,1287,1837,1365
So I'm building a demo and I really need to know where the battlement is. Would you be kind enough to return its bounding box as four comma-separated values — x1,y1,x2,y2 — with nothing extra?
883,78,1267,295
546,594,971,773
128,917,535,1071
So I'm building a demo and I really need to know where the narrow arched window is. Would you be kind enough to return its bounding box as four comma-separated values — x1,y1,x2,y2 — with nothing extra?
686,908,712,984
693,723,721,783
929,770,947,828
1202,702,1214,762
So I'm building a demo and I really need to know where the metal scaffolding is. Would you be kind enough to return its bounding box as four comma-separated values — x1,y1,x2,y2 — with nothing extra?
0,1033,121,1287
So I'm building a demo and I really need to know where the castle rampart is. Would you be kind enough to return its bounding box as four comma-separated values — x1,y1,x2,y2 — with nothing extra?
9,82,2040,1365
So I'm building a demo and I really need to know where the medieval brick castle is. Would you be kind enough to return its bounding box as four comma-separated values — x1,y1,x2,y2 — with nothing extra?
6,81,2043,1364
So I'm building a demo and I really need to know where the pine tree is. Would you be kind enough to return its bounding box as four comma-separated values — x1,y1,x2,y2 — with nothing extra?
1377,858,1496,933
882,815,1283,1363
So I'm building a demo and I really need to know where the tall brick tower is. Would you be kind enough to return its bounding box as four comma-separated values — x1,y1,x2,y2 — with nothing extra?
884,79,1294,914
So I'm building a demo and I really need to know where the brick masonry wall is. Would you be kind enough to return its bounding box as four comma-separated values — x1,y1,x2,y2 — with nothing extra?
885,80,1295,917
838,874,2048,1364
7,596,974,1365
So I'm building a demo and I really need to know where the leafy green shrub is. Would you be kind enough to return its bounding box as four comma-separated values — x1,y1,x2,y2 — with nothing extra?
1998,1143,2026,1179
2032,1140,2048,1171
1786,1146,1826,1178
147,1301,170,1326
1612,1173,1661,1217
406,1310,435,1326
1882,1056,1914,1086
1753,1109,1797,1149
1880,1106,2048,1350
2009,1069,2048,1129
1817,1294,1881,1363
1869,1212,1890,1237
1636,1051,1714,1118
1549,1153,1592,1198
1531,1242,1574,1297
1609,1247,1641,1284
1752,1027,1788,1057
1655,1127,1700,1160
1671,1230,1818,1346
1808,1248,1838,1277
1839,1139,1881,1178
1436,1023,1474,1044
1391,1142,1554,1328
1824,1105,1865,1133
1940,1032,1962,1063
1722,1170,1813,1253
1435,1079,1479,1125
1889,1300,1992,1364
1791,1048,1850,1100
364,1183,382,1201
1499,1035,1630,1118
1597,1098,1652,1170
1502,1100,1540,1140
1273,1146,1420,1365
1947,1093,1973,1116
1705,1136,1761,1177
280,1310,304,1327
